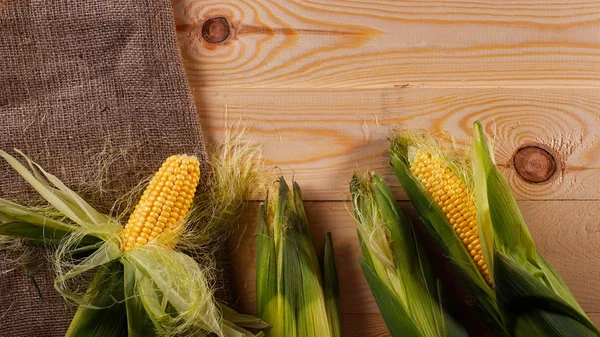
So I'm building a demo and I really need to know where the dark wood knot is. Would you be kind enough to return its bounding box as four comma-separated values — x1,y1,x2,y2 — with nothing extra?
202,17,231,44
513,146,557,183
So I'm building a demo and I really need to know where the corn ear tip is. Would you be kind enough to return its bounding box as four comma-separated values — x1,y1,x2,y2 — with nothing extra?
276,175,289,194
325,231,333,246
474,120,492,147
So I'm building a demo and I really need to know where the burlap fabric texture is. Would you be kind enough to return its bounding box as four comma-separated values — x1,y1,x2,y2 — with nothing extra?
0,1,230,336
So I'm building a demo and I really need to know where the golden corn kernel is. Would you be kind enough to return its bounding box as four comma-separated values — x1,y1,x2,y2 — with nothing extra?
410,151,492,286
121,155,201,252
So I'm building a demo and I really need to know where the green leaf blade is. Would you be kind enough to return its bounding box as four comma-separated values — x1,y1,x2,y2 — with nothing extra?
65,260,127,337
493,251,600,337
472,120,599,336
122,259,158,337
472,120,496,278
256,203,278,337
0,150,88,226
323,232,341,337
0,221,100,246
359,257,424,337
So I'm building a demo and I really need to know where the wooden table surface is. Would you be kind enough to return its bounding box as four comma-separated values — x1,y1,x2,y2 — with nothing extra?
172,1,600,335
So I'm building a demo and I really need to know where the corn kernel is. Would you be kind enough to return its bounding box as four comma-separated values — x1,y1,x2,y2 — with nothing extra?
411,151,492,286
120,155,200,252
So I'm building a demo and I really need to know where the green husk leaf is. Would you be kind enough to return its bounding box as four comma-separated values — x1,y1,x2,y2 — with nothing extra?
283,223,330,336
323,232,341,337
371,173,442,335
288,180,332,337
65,260,127,337
256,202,278,336
471,122,496,278
472,121,599,336
222,321,265,337
482,155,537,269
473,121,538,270
0,198,75,232
122,258,158,337
14,149,111,226
124,245,221,336
55,240,122,305
280,228,302,337
220,303,270,329
134,268,171,335
436,280,475,337
0,150,93,227
537,253,585,313
358,257,424,337
473,121,583,308
494,251,600,336
0,221,100,246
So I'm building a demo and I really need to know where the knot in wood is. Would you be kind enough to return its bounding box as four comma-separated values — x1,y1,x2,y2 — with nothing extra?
513,146,557,183
202,17,230,44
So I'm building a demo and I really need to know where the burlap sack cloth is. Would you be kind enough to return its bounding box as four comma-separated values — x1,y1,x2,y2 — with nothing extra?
0,1,232,336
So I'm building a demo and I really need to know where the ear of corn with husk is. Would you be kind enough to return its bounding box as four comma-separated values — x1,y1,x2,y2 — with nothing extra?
389,130,508,337
0,133,268,337
350,172,467,337
256,177,341,337
471,121,600,336
388,121,599,336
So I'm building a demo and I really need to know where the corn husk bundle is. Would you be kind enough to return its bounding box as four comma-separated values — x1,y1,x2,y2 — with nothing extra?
350,172,467,337
382,120,600,336
256,177,341,337
0,133,268,337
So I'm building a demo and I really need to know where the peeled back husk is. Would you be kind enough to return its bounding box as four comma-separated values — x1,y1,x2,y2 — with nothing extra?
472,121,600,337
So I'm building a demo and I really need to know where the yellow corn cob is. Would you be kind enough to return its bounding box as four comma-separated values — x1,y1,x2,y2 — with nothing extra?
410,151,492,286
121,154,201,252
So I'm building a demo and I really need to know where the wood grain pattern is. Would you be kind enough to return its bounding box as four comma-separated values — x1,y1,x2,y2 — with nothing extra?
342,314,389,337
173,1,600,334
194,87,600,201
590,313,600,328
227,201,600,336
173,0,600,88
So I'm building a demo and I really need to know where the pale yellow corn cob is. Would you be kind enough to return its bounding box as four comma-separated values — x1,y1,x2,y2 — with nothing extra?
121,154,200,252
410,151,492,286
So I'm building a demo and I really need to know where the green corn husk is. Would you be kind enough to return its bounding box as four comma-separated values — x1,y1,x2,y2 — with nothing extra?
350,172,467,337
471,121,600,336
256,177,341,337
322,232,341,337
389,131,509,337
0,135,268,337
66,260,128,337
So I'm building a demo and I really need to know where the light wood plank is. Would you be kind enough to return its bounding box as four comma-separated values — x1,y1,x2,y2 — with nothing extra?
227,200,600,322
195,87,600,201
524,201,600,312
589,313,600,329
341,314,389,337
173,0,600,88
